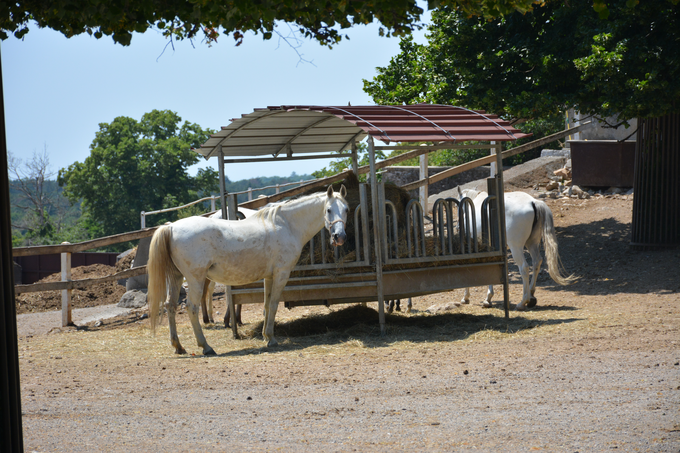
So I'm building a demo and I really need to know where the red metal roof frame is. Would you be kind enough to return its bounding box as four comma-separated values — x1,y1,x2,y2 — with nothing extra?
195,104,530,160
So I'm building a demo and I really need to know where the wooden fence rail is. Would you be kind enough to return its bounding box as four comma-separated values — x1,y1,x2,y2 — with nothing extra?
13,124,589,326
14,266,147,295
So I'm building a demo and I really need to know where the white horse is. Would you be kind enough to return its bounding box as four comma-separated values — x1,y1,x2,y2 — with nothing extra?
458,188,575,310
148,185,349,354
200,207,259,326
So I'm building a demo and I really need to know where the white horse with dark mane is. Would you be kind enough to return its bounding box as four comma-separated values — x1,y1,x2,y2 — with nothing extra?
458,188,576,310
147,186,349,354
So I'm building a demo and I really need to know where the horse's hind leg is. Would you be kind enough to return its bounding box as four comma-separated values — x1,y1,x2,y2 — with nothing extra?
526,240,543,308
224,303,243,328
406,298,412,313
201,279,215,324
166,274,186,355
186,278,216,355
510,244,532,311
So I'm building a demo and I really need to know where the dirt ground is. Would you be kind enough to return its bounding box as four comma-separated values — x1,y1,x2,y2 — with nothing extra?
15,252,134,314
15,192,680,452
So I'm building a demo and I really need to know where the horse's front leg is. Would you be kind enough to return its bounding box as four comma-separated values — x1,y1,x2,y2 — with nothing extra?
262,274,289,347
166,276,186,355
482,285,494,308
461,287,471,305
187,279,216,355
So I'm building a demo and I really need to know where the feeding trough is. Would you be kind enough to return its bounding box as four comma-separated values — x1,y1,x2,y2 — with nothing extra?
193,104,531,336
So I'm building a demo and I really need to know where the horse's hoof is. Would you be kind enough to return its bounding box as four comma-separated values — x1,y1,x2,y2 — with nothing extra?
481,301,492,308
204,348,217,356
515,305,526,311
266,339,279,348
175,347,187,355
526,298,537,308
461,299,470,305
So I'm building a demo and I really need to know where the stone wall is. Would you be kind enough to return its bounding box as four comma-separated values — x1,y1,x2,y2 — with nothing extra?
382,165,494,196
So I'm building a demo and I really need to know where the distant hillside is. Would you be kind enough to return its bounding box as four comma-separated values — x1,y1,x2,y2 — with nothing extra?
224,173,313,203
10,173,314,238
9,180,81,234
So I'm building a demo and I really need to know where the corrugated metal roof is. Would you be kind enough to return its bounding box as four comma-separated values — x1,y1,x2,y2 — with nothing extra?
195,104,531,160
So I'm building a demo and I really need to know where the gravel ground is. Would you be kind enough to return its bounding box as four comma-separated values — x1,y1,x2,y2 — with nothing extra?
16,195,680,452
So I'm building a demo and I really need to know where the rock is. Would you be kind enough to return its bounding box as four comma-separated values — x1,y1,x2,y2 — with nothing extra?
548,191,558,199
537,192,547,199
570,185,584,197
625,188,634,196
118,289,148,308
426,301,460,313
546,180,559,191
553,167,571,179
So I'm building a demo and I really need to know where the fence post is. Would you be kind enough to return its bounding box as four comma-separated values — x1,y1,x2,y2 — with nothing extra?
61,242,72,327
210,196,216,212
140,211,146,229
248,187,253,201
419,153,429,214
276,184,280,194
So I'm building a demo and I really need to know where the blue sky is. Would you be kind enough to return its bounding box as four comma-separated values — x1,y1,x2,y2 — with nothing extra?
2,11,430,182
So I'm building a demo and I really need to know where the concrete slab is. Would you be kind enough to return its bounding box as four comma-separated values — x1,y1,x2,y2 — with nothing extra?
16,304,136,337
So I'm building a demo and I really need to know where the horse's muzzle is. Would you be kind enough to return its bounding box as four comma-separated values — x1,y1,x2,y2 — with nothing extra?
331,231,346,247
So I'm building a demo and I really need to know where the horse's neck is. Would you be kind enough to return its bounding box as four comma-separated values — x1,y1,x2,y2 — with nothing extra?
278,194,326,244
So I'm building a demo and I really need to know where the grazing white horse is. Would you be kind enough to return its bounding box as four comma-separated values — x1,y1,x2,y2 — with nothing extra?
200,207,259,326
148,185,349,354
458,188,575,310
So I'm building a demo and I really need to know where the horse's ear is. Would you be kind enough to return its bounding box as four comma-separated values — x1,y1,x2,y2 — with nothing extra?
326,185,334,198
340,184,347,198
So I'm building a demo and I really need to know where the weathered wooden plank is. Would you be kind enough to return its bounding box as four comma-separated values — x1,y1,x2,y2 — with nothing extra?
15,266,147,294
12,229,158,257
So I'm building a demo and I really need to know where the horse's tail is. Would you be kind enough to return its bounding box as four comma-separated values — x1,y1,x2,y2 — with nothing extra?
534,200,577,286
147,225,178,335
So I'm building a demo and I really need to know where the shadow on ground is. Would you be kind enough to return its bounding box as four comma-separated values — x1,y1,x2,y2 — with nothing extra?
533,218,680,296
174,305,584,358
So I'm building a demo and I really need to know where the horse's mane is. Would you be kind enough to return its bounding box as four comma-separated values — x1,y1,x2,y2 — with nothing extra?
252,191,329,224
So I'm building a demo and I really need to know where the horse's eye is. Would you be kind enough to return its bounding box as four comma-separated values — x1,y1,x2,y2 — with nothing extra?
327,208,331,213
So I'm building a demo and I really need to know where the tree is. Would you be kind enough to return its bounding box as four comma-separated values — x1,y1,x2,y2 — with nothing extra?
57,110,214,236
7,147,56,242
0,1,552,47
365,1,679,122
365,0,680,247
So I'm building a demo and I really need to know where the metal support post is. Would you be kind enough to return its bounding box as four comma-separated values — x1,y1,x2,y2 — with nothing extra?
368,137,386,335
218,146,228,221
351,140,359,177
493,143,510,318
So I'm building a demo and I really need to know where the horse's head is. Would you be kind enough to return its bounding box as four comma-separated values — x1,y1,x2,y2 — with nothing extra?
457,186,480,201
325,185,349,247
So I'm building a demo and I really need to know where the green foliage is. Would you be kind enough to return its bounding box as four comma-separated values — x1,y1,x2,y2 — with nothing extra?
0,1,563,48
365,0,680,123
58,110,214,235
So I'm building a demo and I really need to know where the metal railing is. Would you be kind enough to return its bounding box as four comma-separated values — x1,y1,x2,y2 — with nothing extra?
140,178,315,228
